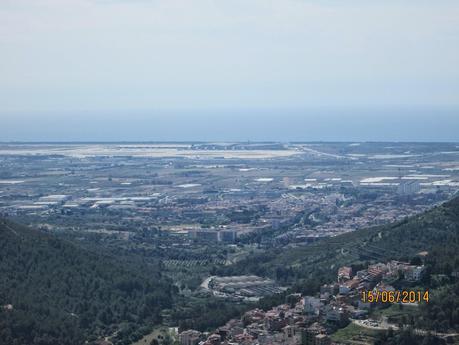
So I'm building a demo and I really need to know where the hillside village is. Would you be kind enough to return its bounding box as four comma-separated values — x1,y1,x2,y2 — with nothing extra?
178,260,427,345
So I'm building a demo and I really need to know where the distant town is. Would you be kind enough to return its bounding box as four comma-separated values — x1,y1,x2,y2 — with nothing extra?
1,143,458,246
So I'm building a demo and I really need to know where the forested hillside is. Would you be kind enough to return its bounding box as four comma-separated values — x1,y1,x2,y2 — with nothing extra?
219,196,459,334
221,196,459,287
0,219,174,345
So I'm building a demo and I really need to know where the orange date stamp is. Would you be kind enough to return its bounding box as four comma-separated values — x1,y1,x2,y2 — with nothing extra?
361,290,429,304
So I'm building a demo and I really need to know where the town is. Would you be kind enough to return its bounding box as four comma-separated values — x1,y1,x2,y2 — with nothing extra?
1,143,458,248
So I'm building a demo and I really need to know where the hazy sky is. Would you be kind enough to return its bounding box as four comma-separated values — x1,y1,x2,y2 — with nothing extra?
1,0,458,141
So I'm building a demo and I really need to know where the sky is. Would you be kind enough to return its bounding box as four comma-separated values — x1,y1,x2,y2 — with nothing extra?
0,0,458,141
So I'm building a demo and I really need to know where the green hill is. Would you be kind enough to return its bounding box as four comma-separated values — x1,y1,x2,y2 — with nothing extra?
0,219,174,345
222,196,459,285
219,196,459,334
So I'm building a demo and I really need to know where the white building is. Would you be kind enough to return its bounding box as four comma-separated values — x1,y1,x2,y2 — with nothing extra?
303,296,322,316
404,266,425,282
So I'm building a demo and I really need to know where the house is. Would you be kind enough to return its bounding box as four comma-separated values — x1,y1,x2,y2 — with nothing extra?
320,284,338,301
339,277,360,295
315,333,331,345
404,266,425,282
352,309,368,319
303,296,323,316
233,333,254,345
367,263,387,282
338,266,353,282
282,325,302,345
205,334,221,345
301,323,327,345
324,305,348,325
180,330,202,345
